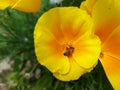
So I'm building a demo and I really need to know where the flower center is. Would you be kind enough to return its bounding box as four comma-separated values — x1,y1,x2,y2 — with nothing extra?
100,52,104,58
63,46,74,57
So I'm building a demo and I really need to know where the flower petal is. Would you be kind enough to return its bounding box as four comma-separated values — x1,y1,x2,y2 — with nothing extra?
81,0,120,44
34,7,101,79
92,0,120,42
12,0,41,12
102,25,120,59
100,23,120,90
34,26,70,74
53,57,92,81
0,0,17,9
59,8,94,42
73,35,101,68
100,54,120,90
80,0,97,15
35,7,95,43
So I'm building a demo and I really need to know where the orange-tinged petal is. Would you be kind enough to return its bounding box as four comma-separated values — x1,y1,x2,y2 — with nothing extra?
102,25,120,59
35,7,95,43
81,0,120,89
100,54,120,90
57,8,94,41
12,0,41,12
34,26,70,74
95,20,118,44
0,0,17,9
54,57,92,81
81,0,120,43
92,0,120,42
100,25,120,89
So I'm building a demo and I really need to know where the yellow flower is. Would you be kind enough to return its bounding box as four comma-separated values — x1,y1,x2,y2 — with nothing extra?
34,7,101,81
81,0,120,89
0,0,41,12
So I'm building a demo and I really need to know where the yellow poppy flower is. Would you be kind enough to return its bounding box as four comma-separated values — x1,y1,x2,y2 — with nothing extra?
81,0,120,89
34,7,101,81
0,0,40,12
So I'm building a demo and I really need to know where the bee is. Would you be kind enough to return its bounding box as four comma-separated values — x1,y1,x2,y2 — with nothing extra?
63,46,74,57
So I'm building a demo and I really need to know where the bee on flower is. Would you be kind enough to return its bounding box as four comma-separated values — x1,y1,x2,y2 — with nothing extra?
34,7,101,81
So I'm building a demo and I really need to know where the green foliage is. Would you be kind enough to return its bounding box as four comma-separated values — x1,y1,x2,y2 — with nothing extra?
0,0,113,90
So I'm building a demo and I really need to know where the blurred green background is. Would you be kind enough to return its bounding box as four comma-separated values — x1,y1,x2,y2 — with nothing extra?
0,0,114,90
